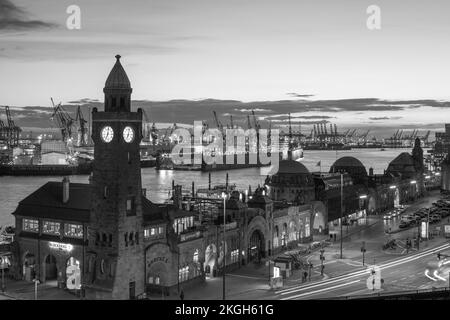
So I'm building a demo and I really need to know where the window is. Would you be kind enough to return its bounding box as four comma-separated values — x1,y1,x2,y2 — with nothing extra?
126,197,136,216
23,219,39,232
151,228,156,236
42,221,60,235
144,228,150,239
158,226,164,235
64,223,83,238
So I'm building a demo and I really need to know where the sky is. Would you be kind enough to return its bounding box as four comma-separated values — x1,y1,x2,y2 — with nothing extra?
1,0,450,134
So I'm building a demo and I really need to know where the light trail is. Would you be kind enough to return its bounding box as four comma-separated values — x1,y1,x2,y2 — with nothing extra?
433,270,447,281
281,280,361,300
424,269,437,281
276,242,450,298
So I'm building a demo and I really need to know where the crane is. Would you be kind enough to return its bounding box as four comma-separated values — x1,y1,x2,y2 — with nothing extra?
4,106,21,148
251,109,260,131
75,105,88,146
50,98,74,143
229,115,234,129
213,111,223,133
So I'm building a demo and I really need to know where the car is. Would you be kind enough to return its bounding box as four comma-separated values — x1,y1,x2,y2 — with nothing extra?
383,214,393,220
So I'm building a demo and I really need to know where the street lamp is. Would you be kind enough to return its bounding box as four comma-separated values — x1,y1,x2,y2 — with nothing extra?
221,191,227,300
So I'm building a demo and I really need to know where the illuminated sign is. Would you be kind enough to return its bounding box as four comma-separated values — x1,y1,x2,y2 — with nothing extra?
49,242,73,252
148,256,169,266
421,221,428,238
273,266,280,278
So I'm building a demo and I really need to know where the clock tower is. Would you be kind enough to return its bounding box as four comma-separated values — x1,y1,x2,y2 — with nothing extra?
85,55,144,299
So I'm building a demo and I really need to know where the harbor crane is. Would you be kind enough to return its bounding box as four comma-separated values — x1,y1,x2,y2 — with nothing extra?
251,109,260,132
50,98,74,143
4,106,21,148
75,105,88,146
213,111,224,134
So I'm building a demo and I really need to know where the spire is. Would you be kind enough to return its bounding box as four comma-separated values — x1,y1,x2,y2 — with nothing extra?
104,54,131,90
103,54,132,112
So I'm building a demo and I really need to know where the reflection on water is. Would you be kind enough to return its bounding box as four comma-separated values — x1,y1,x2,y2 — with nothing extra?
0,148,418,227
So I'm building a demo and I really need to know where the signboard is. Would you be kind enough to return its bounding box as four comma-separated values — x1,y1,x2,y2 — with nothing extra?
421,221,429,238
49,242,73,252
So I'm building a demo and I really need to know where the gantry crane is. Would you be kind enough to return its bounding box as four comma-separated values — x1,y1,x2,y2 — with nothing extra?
4,106,21,148
50,98,74,143
75,105,88,146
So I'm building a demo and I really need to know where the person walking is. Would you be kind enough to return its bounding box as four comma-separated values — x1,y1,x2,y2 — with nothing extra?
180,289,184,300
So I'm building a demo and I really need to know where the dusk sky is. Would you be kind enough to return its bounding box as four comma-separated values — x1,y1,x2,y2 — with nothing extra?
1,0,450,131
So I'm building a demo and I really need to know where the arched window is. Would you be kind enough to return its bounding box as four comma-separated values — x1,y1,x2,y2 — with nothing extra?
135,232,139,245
102,233,107,246
124,232,128,247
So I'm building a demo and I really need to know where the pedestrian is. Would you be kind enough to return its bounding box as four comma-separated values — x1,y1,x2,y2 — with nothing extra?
303,271,307,282
180,289,184,300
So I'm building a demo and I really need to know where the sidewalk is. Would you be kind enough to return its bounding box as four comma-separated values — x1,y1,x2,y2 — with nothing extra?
0,280,79,300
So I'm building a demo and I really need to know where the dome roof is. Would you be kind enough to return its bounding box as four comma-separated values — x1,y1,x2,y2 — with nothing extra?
276,160,310,175
331,156,365,169
104,55,131,89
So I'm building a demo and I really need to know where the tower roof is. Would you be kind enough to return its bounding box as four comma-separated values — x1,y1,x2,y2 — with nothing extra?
104,54,131,89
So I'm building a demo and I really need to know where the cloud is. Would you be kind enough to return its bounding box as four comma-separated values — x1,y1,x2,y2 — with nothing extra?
369,116,403,121
286,92,315,98
0,0,57,32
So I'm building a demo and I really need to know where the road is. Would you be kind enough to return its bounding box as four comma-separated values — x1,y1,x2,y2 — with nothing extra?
271,242,450,299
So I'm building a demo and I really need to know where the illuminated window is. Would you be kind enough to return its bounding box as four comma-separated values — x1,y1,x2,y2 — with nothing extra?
231,249,239,263
144,228,150,239
178,266,189,283
151,228,156,236
64,224,83,238
42,221,60,235
158,226,164,234
23,219,39,232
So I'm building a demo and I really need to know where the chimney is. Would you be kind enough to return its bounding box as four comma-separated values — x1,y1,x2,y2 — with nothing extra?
369,167,374,176
62,176,70,203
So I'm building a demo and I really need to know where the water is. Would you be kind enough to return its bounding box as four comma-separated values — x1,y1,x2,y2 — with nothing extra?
0,148,417,227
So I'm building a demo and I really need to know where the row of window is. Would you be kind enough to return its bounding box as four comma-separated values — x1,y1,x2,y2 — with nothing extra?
144,226,164,239
173,216,194,234
230,249,239,264
23,219,83,238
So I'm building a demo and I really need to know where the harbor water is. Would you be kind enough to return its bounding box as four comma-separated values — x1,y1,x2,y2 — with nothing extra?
0,148,422,227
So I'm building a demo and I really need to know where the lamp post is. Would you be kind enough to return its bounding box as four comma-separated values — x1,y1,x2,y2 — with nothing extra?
221,192,227,300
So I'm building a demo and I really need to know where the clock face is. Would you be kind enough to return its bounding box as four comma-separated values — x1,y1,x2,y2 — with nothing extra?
123,126,135,143
101,126,114,143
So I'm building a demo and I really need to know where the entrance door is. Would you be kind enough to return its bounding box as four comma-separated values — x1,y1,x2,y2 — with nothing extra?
45,255,57,281
248,230,264,262
129,281,136,300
